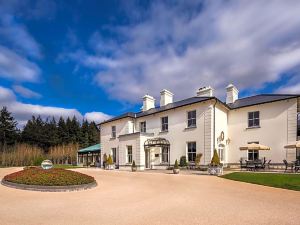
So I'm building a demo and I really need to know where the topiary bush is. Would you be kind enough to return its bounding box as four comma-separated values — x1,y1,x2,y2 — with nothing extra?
211,149,220,166
179,156,187,167
132,160,136,168
195,153,203,167
107,154,113,165
174,159,179,169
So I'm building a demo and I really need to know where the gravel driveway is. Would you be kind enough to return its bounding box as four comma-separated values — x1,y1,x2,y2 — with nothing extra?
0,167,299,225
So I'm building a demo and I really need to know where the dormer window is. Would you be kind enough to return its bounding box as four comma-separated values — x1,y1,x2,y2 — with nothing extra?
248,111,260,128
111,126,116,138
140,121,146,133
187,110,196,128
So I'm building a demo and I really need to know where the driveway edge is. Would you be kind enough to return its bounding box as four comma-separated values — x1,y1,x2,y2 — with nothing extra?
1,179,97,192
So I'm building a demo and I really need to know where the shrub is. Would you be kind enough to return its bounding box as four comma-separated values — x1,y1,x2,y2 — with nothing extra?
33,156,45,166
103,153,107,162
4,167,95,186
195,153,203,167
132,160,136,168
179,156,187,167
107,154,113,165
211,149,220,166
174,159,179,169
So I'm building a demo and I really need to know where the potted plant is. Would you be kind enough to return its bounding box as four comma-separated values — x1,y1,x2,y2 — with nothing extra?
179,156,187,168
195,153,203,169
102,153,107,169
208,149,223,175
106,154,114,170
173,159,180,174
131,160,137,172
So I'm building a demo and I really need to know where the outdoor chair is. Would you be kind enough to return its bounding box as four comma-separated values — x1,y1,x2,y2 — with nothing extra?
245,160,255,171
255,160,266,170
267,160,271,169
294,160,300,173
239,159,247,170
283,160,293,172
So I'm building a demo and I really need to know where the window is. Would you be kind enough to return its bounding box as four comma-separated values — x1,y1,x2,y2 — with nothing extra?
161,116,168,131
162,147,169,163
187,110,196,128
248,142,259,160
140,121,146,133
111,148,117,163
127,146,133,163
187,142,196,162
111,126,116,138
248,111,260,128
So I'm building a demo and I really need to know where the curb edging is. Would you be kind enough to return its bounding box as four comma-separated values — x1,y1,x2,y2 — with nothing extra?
1,179,97,192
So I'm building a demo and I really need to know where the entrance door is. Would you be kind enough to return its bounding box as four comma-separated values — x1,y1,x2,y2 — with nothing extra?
145,149,150,169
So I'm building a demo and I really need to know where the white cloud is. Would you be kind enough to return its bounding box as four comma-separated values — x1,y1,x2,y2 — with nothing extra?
68,0,300,103
0,86,16,103
277,83,300,94
84,112,112,123
12,85,42,99
0,86,111,128
0,45,40,82
0,15,42,58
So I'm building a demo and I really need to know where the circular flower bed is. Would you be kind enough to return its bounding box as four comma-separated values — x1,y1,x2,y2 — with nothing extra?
2,167,96,191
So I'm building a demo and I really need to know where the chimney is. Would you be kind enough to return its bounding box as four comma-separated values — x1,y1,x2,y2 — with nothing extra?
197,86,214,97
160,89,173,107
142,95,155,111
226,84,239,104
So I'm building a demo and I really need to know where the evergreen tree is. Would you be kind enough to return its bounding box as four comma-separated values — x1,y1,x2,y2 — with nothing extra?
88,121,99,145
0,107,18,146
57,117,68,144
70,116,80,143
80,119,90,148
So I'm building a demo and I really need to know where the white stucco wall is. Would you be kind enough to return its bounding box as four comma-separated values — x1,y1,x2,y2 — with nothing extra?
227,98,298,163
100,99,217,169
135,100,214,165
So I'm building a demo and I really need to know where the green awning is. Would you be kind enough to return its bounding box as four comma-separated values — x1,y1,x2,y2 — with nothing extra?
78,144,101,153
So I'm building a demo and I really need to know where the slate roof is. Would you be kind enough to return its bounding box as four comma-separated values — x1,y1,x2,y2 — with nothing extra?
99,94,299,125
227,94,300,109
100,96,214,124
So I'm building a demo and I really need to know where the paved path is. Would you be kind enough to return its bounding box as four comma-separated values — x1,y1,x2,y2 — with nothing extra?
0,167,299,225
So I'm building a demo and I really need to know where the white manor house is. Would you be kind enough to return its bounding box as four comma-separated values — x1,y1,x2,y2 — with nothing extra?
98,84,300,170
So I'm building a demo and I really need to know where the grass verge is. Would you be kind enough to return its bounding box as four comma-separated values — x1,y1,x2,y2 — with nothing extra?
221,172,300,191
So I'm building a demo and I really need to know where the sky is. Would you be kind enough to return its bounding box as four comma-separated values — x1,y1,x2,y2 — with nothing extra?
1,0,300,128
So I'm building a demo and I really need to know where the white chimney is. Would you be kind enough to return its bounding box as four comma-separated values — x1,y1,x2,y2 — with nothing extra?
142,95,155,111
160,89,173,107
197,86,214,97
226,84,239,104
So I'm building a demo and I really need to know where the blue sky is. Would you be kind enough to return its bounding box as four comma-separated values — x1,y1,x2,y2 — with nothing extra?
0,0,300,127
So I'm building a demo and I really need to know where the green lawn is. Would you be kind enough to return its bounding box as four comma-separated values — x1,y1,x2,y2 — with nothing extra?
221,172,300,191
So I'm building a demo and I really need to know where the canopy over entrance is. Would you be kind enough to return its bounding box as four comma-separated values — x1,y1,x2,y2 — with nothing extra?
240,143,270,151
144,138,170,147
284,141,300,149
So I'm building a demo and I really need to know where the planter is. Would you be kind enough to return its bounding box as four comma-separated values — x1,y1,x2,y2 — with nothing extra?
173,168,180,174
131,167,137,172
106,164,115,170
208,166,223,176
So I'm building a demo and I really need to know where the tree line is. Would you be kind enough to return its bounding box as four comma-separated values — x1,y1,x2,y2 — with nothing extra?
0,106,99,151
